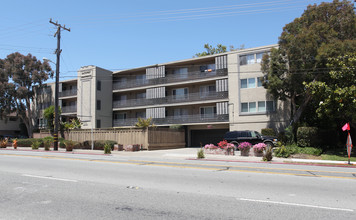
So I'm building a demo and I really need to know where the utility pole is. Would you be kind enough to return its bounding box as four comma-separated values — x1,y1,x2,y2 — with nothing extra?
49,19,70,151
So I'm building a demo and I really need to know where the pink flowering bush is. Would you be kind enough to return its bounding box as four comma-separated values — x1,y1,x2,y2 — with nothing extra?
204,144,218,149
218,140,235,149
253,143,267,153
238,142,252,151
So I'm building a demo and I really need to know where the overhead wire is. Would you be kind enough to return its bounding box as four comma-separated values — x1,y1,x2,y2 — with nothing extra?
68,0,312,24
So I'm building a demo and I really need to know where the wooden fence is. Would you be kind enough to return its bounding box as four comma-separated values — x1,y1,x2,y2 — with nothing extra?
34,127,185,150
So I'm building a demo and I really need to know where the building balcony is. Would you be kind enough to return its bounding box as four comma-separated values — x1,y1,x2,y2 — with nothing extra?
59,89,77,98
113,91,228,109
61,105,77,114
113,68,227,90
113,114,229,127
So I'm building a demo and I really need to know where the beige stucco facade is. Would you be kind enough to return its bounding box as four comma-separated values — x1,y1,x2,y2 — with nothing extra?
227,45,290,133
32,44,290,146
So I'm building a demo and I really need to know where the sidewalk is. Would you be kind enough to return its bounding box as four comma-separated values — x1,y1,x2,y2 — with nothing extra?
2,147,355,166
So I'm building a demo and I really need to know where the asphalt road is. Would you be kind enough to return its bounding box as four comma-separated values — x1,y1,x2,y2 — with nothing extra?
0,151,355,220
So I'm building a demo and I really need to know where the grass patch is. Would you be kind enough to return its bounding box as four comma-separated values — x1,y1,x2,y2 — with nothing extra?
321,155,356,162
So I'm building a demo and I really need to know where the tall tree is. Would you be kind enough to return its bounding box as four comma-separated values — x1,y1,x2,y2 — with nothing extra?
0,52,53,137
306,53,356,127
261,0,356,125
195,44,227,57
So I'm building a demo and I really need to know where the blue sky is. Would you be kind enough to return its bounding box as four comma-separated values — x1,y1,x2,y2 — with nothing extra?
0,0,335,81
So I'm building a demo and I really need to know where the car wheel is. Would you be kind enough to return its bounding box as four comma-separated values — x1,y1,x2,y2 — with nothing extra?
231,142,239,150
265,142,273,148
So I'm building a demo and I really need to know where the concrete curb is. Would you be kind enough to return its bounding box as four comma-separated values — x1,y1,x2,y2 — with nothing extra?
1,148,355,168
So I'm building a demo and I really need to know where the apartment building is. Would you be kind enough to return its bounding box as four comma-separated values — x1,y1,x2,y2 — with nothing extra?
33,44,290,146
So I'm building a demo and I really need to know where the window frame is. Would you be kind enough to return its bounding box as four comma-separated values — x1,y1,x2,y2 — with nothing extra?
200,106,217,119
96,100,101,111
173,67,188,79
241,101,276,114
97,81,101,91
172,87,189,100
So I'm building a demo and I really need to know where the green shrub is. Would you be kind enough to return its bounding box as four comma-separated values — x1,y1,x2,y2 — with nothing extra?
284,125,295,144
197,148,205,159
297,127,319,147
43,136,54,142
285,143,299,155
59,139,66,148
64,140,75,151
104,140,117,150
299,147,322,156
82,140,117,150
263,147,273,161
17,138,41,147
274,143,290,158
31,140,41,150
169,124,183,130
43,139,51,151
104,143,111,154
261,128,276,136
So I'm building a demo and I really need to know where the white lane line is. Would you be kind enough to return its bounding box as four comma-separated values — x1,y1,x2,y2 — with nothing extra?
22,174,78,182
238,198,354,212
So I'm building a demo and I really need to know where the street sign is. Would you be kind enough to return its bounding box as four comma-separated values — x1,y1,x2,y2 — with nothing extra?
346,133,353,162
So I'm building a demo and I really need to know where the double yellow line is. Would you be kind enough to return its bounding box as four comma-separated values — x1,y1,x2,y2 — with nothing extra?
2,153,356,180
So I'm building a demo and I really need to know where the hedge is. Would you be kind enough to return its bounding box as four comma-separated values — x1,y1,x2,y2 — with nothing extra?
81,140,117,150
16,137,65,147
297,127,319,148
261,128,276,136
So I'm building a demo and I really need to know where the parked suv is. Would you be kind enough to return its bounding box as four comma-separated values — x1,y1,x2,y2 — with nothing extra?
223,130,277,148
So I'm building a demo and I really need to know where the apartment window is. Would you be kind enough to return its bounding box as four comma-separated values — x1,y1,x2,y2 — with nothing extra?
136,75,145,84
247,54,255,64
240,54,256,65
174,108,188,119
257,77,263,87
266,101,275,112
173,67,188,79
200,85,216,97
241,103,249,113
256,52,265,63
241,102,257,113
117,77,127,85
97,100,101,110
240,55,247,65
117,95,127,104
96,120,101,128
249,102,256,112
241,78,256,89
97,81,101,91
242,101,275,113
136,92,146,99
114,112,127,120
136,112,146,119
200,106,216,119
258,101,266,112
173,88,188,100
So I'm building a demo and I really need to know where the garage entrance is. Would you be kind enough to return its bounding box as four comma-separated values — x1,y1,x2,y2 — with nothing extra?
190,129,229,147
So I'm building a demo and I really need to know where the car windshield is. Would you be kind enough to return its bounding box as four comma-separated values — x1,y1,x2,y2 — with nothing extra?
254,131,261,137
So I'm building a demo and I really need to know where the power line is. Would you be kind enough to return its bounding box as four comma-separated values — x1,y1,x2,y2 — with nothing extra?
69,0,312,24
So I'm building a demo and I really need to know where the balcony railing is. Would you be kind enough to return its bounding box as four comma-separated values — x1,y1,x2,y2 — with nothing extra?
113,91,228,109
59,89,77,98
61,105,77,114
113,114,229,127
113,68,227,90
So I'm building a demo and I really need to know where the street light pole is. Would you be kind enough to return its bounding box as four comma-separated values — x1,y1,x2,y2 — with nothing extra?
49,19,70,151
